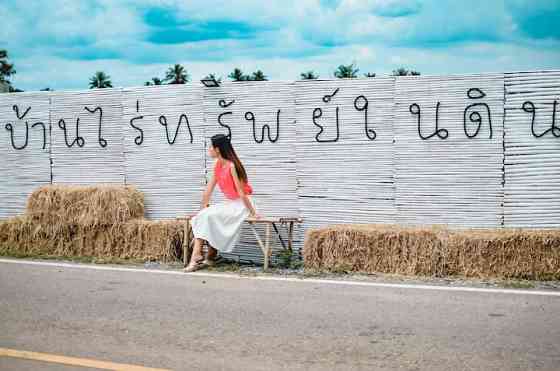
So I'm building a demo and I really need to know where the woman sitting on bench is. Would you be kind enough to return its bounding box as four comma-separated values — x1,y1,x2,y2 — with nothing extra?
185,134,262,272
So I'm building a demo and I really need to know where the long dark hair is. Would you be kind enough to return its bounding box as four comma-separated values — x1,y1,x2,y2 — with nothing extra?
211,134,249,184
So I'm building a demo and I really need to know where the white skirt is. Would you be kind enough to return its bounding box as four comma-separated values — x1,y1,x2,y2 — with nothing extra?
191,196,257,253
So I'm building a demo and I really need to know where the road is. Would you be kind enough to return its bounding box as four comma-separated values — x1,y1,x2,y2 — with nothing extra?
0,259,559,370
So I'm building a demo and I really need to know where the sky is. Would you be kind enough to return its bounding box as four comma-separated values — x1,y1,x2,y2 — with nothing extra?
1,0,560,91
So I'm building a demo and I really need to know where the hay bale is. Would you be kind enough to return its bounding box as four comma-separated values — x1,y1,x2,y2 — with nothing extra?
0,184,186,262
26,184,144,226
100,220,184,261
304,224,560,280
0,216,30,252
304,224,446,276
448,229,560,280
0,217,184,262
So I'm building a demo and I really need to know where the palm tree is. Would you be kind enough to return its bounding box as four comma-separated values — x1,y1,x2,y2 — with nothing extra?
300,71,319,80
392,68,406,76
89,71,113,89
392,68,421,76
0,49,16,83
1,49,17,92
228,68,248,82
203,73,222,83
334,63,359,78
164,64,189,84
250,70,267,81
145,77,163,86
364,72,376,78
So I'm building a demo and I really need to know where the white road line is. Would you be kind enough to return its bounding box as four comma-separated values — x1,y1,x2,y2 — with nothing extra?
1,258,559,297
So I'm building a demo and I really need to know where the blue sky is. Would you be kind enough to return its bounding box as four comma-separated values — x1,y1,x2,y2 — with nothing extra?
1,0,559,91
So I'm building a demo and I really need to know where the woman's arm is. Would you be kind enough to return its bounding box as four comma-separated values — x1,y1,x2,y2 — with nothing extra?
230,164,259,217
200,170,217,209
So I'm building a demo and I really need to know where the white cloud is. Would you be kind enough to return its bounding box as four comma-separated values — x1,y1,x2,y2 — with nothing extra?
2,0,559,91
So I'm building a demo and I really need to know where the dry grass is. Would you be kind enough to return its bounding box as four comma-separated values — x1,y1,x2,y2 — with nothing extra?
0,216,184,262
304,224,560,280
0,184,184,262
447,229,560,280
26,184,144,227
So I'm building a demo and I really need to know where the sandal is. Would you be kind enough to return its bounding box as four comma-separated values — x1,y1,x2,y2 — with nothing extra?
184,257,207,273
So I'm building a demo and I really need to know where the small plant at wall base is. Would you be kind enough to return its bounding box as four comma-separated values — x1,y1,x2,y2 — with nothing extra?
276,249,303,269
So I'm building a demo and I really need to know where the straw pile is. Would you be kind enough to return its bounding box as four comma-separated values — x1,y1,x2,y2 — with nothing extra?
447,229,560,280
304,224,560,280
26,185,145,226
0,185,184,262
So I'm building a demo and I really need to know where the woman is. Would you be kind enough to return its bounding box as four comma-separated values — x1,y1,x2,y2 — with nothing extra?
185,134,262,272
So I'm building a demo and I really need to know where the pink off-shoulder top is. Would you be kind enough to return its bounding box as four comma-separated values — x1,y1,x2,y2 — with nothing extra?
214,160,253,200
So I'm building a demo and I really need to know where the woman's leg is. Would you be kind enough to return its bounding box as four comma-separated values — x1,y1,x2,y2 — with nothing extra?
189,237,205,263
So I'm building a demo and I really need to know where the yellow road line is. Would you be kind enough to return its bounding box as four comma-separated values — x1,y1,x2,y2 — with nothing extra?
0,347,170,371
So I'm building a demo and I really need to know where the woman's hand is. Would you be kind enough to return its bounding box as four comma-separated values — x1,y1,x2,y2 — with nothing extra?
249,211,263,220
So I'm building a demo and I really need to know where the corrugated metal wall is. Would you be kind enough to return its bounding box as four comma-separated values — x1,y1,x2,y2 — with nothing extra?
294,78,395,232
50,89,125,184
1,71,559,263
0,92,51,218
504,71,560,228
394,74,504,227
122,84,206,219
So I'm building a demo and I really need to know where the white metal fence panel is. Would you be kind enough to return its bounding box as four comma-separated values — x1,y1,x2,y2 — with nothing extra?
504,70,560,228
122,85,205,219
1,70,559,257
394,74,504,228
294,78,396,231
0,92,51,218
50,89,125,185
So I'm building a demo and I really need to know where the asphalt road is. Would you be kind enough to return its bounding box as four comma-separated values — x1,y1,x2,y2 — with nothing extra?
0,260,559,371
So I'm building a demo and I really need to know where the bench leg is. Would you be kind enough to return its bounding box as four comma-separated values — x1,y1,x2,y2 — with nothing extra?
264,223,271,271
183,219,195,267
249,223,270,270
288,222,294,254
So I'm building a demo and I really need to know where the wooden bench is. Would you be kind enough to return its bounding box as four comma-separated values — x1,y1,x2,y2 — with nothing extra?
176,215,303,270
